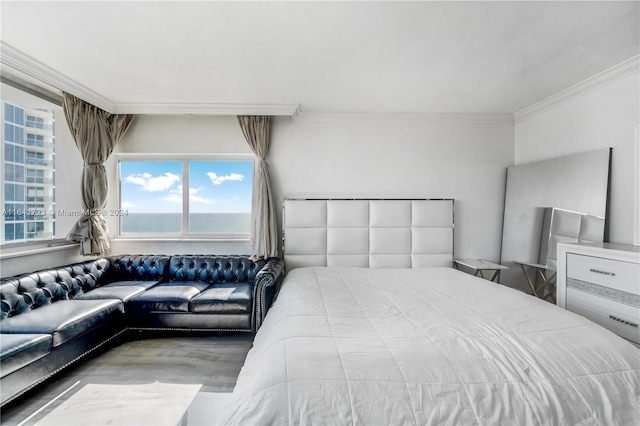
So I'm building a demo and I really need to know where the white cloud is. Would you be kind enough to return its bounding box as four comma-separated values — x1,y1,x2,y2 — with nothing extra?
121,200,135,209
159,194,182,203
160,185,216,204
125,172,181,192
189,186,216,204
207,172,244,185
160,184,184,203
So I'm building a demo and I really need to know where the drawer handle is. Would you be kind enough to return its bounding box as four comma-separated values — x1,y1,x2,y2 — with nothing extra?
609,315,638,328
590,268,616,277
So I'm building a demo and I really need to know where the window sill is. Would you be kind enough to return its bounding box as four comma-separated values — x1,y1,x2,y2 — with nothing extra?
0,241,80,260
111,237,251,243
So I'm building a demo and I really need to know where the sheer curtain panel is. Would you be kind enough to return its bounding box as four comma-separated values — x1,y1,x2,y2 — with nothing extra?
237,115,278,259
63,92,133,255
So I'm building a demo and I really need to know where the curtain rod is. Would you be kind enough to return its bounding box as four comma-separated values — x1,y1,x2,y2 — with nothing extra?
1,75,63,106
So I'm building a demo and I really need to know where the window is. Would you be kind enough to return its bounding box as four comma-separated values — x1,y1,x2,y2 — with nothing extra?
27,116,41,127
26,187,46,202
1,85,58,245
118,159,252,237
26,169,46,184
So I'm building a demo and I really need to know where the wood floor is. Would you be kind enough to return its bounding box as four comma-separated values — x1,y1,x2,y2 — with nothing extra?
0,332,255,425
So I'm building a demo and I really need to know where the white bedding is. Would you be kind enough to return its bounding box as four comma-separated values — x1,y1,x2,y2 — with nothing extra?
221,267,640,425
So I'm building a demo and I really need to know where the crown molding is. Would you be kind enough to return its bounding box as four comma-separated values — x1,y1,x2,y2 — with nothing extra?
111,102,301,116
9,40,633,123
0,41,115,112
515,55,640,123
1,42,300,116
294,110,514,125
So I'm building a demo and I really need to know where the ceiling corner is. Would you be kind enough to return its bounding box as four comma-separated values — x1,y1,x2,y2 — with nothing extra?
1,41,115,112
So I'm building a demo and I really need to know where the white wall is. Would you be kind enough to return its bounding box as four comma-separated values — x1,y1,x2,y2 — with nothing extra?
515,72,639,245
104,114,514,262
270,116,514,262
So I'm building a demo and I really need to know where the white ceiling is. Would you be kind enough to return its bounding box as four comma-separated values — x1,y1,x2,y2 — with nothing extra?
1,0,638,116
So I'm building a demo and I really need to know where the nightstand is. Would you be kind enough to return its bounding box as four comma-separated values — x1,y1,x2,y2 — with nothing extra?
454,259,508,282
516,261,557,303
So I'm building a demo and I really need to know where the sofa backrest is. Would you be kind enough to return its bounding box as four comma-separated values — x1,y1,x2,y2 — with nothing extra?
0,255,266,320
59,259,111,296
168,256,266,283
0,259,110,320
105,255,169,283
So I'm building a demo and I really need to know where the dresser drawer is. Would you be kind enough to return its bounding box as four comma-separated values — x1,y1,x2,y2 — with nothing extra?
566,253,640,294
566,287,640,344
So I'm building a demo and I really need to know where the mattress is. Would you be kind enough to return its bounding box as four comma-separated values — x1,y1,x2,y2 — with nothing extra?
220,267,640,425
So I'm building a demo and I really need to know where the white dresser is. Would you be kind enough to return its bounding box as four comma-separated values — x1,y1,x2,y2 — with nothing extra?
557,242,640,345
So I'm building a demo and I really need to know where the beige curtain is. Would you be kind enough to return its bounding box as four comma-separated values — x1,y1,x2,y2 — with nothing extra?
237,115,278,259
63,93,133,255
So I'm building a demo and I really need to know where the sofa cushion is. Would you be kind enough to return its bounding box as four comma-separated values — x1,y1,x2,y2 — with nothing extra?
0,299,123,347
76,280,162,303
128,281,211,313
0,333,52,378
189,283,252,314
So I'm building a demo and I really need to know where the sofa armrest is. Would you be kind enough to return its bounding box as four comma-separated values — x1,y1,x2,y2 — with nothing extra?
252,257,284,331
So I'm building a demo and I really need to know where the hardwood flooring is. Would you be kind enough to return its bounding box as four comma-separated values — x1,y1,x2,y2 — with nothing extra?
0,332,254,425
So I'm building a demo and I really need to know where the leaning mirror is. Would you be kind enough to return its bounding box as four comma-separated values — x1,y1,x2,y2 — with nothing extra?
500,148,612,293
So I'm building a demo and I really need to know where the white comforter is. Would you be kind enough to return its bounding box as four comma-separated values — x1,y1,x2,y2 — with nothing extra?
221,267,640,425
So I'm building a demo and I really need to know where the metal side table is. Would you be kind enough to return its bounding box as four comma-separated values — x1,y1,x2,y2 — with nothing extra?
454,259,509,282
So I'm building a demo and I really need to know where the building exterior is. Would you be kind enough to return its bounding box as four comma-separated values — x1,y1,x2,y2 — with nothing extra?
1,101,56,243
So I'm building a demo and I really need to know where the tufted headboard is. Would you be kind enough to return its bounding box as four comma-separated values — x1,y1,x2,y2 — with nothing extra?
283,199,454,270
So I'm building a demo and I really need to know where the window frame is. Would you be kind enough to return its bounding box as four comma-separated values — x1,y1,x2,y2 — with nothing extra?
1,81,62,248
115,153,254,240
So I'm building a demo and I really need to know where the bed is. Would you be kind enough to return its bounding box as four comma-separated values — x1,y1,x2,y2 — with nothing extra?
219,199,640,425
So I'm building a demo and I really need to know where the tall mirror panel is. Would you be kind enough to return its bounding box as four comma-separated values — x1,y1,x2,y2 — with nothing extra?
500,148,611,293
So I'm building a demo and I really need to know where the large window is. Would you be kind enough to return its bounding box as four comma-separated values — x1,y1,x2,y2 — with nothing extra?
118,159,252,237
1,86,57,244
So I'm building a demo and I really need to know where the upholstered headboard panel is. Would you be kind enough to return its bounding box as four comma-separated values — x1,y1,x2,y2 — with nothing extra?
283,199,454,270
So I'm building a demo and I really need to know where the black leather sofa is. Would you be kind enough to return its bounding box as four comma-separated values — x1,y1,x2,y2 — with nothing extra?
0,254,284,406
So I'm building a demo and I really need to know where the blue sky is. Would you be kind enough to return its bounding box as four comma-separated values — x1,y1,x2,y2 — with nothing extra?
120,161,252,213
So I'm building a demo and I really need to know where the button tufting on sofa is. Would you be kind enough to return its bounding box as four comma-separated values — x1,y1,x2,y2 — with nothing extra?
0,254,284,407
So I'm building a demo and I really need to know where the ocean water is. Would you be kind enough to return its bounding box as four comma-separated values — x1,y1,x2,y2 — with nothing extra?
121,213,250,234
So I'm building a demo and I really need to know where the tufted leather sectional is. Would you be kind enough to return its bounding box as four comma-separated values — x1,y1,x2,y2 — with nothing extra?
0,254,284,406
